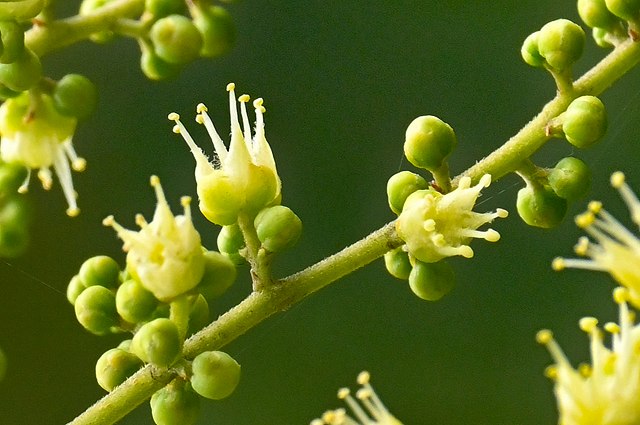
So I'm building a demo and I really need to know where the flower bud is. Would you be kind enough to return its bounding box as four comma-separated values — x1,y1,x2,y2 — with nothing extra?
0,20,24,64
605,0,640,21
0,0,45,21
95,347,144,392
139,42,182,81
145,0,185,18
115,278,159,324
409,260,455,301
216,224,245,265
386,170,428,215
79,255,120,289
521,31,545,68
0,47,41,92
67,274,85,305
254,205,302,252
74,285,119,335
548,157,591,201
404,115,456,172
197,250,236,301
53,74,98,120
578,0,620,29
131,318,182,368
79,0,116,43
190,350,241,400
151,379,200,425
516,184,567,228
561,95,607,148
383,246,411,280
537,19,585,71
190,5,236,58
150,15,203,65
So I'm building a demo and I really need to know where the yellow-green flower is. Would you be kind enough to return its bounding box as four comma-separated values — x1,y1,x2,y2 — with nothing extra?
0,92,85,216
310,371,403,425
103,175,204,302
537,287,640,425
396,174,508,263
169,83,280,226
553,171,640,307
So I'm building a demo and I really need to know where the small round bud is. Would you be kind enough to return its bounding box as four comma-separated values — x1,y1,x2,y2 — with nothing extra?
254,205,302,252
187,294,210,336
537,19,585,71
0,20,25,64
151,379,200,425
217,224,245,265
197,250,236,301
145,0,185,18
0,346,6,382
404,115,457,172
562,95,607,148
384,247,412,280
386,171,429,215
578,0,620,29
116,279,159,324
516,184,567,228
0,48,41,92
548,157,592,201
191,5,236,58
79,0,116,43
408,260,455,301
79,255,120,289
52,74,98,120
190,350,241,400
521,31,545,68
67,274,85,305
604,0,640,21
140,43,183,80
150,15,203,65
131,318,182,368
95,347,144,392
74,285,119,335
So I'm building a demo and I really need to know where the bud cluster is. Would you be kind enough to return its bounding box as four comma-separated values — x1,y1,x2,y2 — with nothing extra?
577,0,640,46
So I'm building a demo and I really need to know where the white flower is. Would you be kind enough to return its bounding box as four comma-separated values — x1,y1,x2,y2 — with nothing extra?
396,174,508,263
0,92,85,216
310,371,403,425
537,287,640,425
553,171,640,307
168,83,280,226
103,175,204,302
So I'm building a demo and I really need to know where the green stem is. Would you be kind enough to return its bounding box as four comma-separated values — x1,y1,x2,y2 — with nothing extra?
169,295,191,342
237,213,272,291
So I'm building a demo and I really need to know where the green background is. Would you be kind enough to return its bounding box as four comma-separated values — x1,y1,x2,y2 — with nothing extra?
2,1,640,423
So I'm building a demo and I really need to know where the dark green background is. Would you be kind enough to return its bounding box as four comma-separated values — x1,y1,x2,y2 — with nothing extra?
1,1,640,423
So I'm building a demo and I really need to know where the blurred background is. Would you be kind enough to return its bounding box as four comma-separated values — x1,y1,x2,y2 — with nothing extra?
1,0,640,423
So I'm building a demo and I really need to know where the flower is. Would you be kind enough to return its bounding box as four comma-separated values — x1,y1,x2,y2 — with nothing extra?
168,83,280,226
552,171,640,307
0,92,85,216
537,287,640,425
310,371,403,425
103,175,204,302
395,174,508,263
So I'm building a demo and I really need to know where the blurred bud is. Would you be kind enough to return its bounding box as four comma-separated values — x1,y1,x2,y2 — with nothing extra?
53,74,98,120
151,379,201,425
95,347,144,392
383,246,412,280
190,5,236,58
74,285,119,335
79,255,120,289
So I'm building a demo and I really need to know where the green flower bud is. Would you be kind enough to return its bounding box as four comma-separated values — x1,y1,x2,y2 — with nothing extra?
0,47,41,92
190,350,241,400
0,161,27,192
254,205,302,252
145,0,185,18
187,294,209,335
404,115,456,172
116,279,159,324
604,0,640,21
548,157,591,201
537,19,585,71
408,260,455,301
131,318,182,367
383,246,411,280
578,0,620,29
95,347,144,392
561,95,607,148
140,43,183,81
516,184,567,228
79,255,120,289
190,5,236,58
521,31,545,68
0,0,45,21
74,285,119,335
52,74,98,120
150,15,203,65
216,224,245,265
386,170,429,215
151,379,200,425
197,250,236,300
79,0,116,43
118,338,132,351
0,20,25,64
0,346,5,382
67,274,85,305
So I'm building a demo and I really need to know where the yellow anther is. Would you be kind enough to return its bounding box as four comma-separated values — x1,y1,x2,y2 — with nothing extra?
552,257,565,271
496,208,509,218
613,287,629,304
574,236,589,256
485,229,500,242
238,94,250,103
180,196,192,207
357,370,370,385
611,171,625,188
172,124,181,134
588,200,603,214
66,207,80,217
575,211,595,228
605,322,620,334
196,103,207,113
195,115,205,124
226,82,235,91
578,363,592,377
579,317,598,332
102,215,115,226
544,365,558,380
150,175,160,186
337,388,350,399
536,329,553,344
167,112,180,121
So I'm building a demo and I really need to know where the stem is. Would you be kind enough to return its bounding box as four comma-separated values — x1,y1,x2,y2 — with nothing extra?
236,213,273,290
